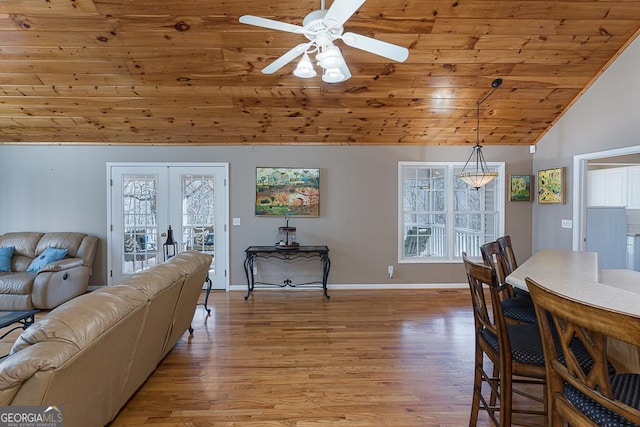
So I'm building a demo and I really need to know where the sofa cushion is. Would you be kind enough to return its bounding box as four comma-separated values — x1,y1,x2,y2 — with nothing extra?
0,233,43,259
26,247,68,273
0,272,34,295
36,233,85,258
0,247,13,272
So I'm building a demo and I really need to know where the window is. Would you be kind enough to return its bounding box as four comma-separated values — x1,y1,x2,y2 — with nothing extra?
398,162,505,262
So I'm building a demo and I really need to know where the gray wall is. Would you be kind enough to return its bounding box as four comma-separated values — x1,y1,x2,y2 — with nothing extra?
3,34,638,286
0,144,532,287
533,34,640,252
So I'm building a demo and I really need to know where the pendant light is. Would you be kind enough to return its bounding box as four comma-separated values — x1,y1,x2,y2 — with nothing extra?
457,78,502,189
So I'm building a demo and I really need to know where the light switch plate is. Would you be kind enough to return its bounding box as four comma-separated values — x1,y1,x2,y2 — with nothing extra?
561,219,573,228
233,217,241,225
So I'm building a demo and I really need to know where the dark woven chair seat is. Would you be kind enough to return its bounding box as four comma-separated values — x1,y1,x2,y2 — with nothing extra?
502,296,538,324
564,373,640,427
482,324,546,366
513,287,531,299
482,324,602,369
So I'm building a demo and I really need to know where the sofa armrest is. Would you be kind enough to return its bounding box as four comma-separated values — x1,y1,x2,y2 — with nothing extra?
0,341,78,405
37,258,84,273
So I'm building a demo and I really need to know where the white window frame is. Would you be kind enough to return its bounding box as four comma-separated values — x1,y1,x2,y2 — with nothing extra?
398,161,505,263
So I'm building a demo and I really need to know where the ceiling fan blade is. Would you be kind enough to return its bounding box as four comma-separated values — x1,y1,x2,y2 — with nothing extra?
239,15,304,34
261,43,311,74
323,0,367,28
341,32,409,62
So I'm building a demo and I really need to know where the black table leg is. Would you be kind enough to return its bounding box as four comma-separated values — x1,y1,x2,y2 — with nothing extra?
244,253,256,300
321,253,331,300
203,274,212,314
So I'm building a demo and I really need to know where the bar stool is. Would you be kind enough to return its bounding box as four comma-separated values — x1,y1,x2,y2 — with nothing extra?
526,277,636,426
463,253,547,426
480,241,538,325
497,235,531,300
497,235,518,273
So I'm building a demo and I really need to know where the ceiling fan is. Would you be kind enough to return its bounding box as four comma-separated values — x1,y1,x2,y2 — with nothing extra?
239,0,409,83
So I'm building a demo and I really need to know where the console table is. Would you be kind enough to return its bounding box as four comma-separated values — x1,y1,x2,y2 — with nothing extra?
244,245,330,300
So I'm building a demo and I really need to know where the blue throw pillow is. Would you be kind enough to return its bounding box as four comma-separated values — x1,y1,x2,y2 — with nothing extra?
27,247,68,273
0,246,14,272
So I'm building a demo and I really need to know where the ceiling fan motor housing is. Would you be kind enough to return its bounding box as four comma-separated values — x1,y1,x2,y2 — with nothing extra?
302,9,344,41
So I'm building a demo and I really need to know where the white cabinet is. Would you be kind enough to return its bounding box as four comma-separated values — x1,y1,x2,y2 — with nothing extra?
587,169,606,206
627,166,640,209
587,167,628,207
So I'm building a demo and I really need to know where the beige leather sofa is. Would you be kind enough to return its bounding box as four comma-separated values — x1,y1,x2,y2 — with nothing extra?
0,250,212,427
0,232,98,310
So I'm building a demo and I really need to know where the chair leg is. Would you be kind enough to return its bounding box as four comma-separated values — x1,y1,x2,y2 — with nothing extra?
489,363,499,407
499,361,512,427
469,345,483,426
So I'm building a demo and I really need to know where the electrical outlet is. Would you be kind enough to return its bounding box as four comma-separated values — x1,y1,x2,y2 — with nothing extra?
561,219,573,229
387,265,394,278
253,266,258,275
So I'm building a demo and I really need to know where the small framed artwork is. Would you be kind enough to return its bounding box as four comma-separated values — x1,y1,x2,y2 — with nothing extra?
509,175,532,201
255,167,320,216
537,167,566,204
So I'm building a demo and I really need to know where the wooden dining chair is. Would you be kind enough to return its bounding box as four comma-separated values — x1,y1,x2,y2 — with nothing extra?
480,241,538,324
527,277,640,427
463,253,547,426
496,235,532,300
497,235,518,273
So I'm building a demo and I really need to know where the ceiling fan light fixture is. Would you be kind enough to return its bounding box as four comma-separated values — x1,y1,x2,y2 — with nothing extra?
317,45,344,69
293,52,317,78
322,67,345,83
239,0,409,84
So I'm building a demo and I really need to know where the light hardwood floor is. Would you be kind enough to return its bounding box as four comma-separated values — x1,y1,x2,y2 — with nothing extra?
105,288,544,426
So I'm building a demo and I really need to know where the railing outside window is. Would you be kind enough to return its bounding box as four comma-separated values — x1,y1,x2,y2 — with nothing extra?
399,162,504,262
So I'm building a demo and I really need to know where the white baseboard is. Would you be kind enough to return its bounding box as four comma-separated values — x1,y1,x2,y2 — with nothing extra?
228,283,466,292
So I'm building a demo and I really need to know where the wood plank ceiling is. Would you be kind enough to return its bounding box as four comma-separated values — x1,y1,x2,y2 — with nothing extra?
0,0,639,146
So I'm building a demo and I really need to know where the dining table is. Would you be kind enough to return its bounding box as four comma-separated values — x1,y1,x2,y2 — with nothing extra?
506,249,640,372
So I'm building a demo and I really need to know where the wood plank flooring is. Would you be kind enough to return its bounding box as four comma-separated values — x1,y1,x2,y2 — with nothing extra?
104,289,542,426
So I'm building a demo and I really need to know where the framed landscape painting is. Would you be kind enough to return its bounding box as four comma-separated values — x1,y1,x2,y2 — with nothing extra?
255,167,320,216
509,175,532,201
537,167,565,204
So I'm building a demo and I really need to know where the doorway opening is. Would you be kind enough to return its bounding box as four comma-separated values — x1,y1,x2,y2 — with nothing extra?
107,163,229,290
573,146,640,270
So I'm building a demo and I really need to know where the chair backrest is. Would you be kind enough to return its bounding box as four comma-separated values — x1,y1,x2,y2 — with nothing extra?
497,235,518,273
480,241,513,296
463,253,511,356
526,277,640,426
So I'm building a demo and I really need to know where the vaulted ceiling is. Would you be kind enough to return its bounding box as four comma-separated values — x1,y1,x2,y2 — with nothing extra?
1,0,639,146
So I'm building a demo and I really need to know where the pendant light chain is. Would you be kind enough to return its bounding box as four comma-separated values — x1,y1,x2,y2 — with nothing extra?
457,78,503,190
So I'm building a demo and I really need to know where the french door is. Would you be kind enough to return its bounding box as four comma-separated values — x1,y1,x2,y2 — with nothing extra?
107,163,228,290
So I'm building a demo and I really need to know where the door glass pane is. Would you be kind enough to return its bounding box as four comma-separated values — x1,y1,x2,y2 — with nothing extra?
122,174,159,274
180,174,215,272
